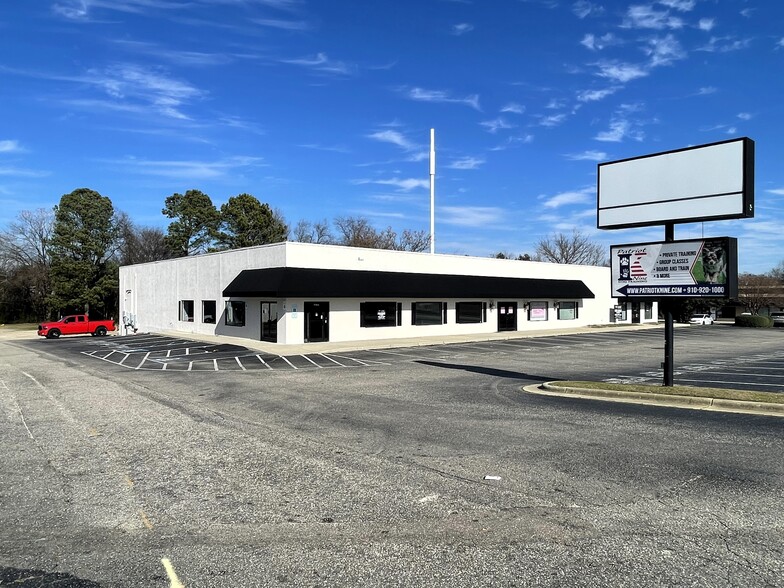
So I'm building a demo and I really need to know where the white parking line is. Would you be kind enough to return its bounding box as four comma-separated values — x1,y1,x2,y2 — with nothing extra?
301,355,322,368
256,355,272,369
319,353,345,366
235,356,246,370
281,356,297,369
213,359,218,371
135,351,151,369
117,353,130,365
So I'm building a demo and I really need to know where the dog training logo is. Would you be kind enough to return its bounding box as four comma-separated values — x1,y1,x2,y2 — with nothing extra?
696,240,727,284
617,250,648,282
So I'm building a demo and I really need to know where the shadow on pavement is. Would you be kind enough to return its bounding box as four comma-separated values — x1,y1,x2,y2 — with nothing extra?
415,359,553,381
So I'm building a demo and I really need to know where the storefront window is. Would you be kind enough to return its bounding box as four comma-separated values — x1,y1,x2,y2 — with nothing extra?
528,301,548,321
360,302,401,327
558,301,578,320
456,302,487,324
179,300,194,322
412,302,446,326
225,301,246,327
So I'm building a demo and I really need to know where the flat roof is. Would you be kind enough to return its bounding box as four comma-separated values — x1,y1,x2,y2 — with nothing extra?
222,267,595,299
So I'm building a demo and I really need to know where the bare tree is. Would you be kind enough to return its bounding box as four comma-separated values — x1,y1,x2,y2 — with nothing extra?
534,229,607,266
0,208,54,320
736,273,784,315
115,212,171,265
397,229,430,252
292,219,333,244
493,251,532,261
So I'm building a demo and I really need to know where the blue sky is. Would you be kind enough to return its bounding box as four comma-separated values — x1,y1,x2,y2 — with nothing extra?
1,0,783,272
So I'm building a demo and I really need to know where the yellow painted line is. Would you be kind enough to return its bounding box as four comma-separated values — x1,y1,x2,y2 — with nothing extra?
161,558,185,588
139,510,154,530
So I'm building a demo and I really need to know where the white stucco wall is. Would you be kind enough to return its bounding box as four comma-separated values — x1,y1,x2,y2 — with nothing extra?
118,241,657,344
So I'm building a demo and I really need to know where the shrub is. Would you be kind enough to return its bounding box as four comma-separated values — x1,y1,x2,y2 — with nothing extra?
735,315,772,328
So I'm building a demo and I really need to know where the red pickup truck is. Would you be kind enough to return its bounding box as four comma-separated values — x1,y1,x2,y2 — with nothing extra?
37,315,115,339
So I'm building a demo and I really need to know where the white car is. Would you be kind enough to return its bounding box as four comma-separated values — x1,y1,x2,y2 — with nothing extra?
689,313,714,325
770,312,784,327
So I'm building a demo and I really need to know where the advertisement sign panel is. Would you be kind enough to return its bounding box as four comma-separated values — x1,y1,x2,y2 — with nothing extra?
598,138,754,229
611,237,737,298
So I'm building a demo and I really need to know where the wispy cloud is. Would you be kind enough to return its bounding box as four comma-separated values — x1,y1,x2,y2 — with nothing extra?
767,188,784,196
577,86,619,102
403,87,481,110
621,5,686,30
299,143,350,153
104,155,265,180
537,113,568,127
353,178,429,191
580,33,621,51
280,52,355,75
540,187,593,208
594,60,649,82
658,0,695,10
440,206,504,227
565,150,607,161
572,1,604,19
644,34,687,67
698,18,715,32
447,157,485,170
697,36,752,53
737,112,753,121
480,117,514,133
489,135,535,151
500,102,525,114
367,130,416,150
112,40,232,66
0,140,24,153
253,18,310,31
451,23,474,35
0,166,49,178
595,106,647,142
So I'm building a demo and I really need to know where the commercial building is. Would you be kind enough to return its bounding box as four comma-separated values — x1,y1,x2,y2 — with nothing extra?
118,241,657,345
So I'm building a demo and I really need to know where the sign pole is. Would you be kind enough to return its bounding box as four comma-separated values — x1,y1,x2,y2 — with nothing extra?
663,222,675,387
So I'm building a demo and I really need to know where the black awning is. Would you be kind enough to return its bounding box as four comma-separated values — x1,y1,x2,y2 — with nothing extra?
222,267,595,299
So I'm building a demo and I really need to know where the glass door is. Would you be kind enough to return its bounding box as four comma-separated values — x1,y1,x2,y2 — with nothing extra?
261,301,278,342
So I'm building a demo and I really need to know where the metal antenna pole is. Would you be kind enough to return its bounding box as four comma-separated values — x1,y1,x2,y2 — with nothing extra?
430,128,435,254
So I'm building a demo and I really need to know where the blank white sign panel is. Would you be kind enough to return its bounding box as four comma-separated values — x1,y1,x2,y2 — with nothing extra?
597,138,753,229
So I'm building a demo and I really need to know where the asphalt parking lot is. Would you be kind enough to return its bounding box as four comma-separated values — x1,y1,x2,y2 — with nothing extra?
47,325,784,393
2,325,783,587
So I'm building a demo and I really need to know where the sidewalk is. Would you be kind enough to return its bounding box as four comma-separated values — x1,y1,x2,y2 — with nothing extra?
155,322,668,355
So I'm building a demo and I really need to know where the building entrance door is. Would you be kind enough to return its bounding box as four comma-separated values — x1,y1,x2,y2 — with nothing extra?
497,301,517,332
631,302,641,324
304,301,329,342
261,301,278,342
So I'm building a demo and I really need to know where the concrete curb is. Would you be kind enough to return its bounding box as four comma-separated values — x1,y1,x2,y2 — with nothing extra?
524,382,784,418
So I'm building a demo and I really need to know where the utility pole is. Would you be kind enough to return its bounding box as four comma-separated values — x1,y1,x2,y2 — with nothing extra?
430,128,435,254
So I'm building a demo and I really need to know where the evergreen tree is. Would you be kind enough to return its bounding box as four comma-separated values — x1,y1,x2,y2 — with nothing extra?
47,188,118,317
162,189,219,256
216,193,288,250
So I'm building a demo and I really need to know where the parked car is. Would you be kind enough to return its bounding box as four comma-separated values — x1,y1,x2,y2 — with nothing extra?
770,312,784,327
37,314,115,339
689,313,714,325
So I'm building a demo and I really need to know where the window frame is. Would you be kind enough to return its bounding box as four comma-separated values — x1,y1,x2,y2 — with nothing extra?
557,301,579,321
360,301,402,328
225,300,246,327
528,301,548,322
179,300,194,322
644,302,653,320
411,301,447,326
202,300,217,324
456,301,487,324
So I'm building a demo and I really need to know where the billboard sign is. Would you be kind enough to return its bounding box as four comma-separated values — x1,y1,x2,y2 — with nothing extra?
598,138,754,229
611,237,737,298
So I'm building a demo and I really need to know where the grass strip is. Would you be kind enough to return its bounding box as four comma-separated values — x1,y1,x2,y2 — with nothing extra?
0,323,38,331
552,381,784,405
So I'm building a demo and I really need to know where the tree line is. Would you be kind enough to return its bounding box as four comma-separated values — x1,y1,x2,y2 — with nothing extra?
0,188,433,323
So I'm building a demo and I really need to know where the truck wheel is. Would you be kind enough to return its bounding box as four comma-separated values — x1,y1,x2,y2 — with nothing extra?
47,329,61,339
95,326,107,337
